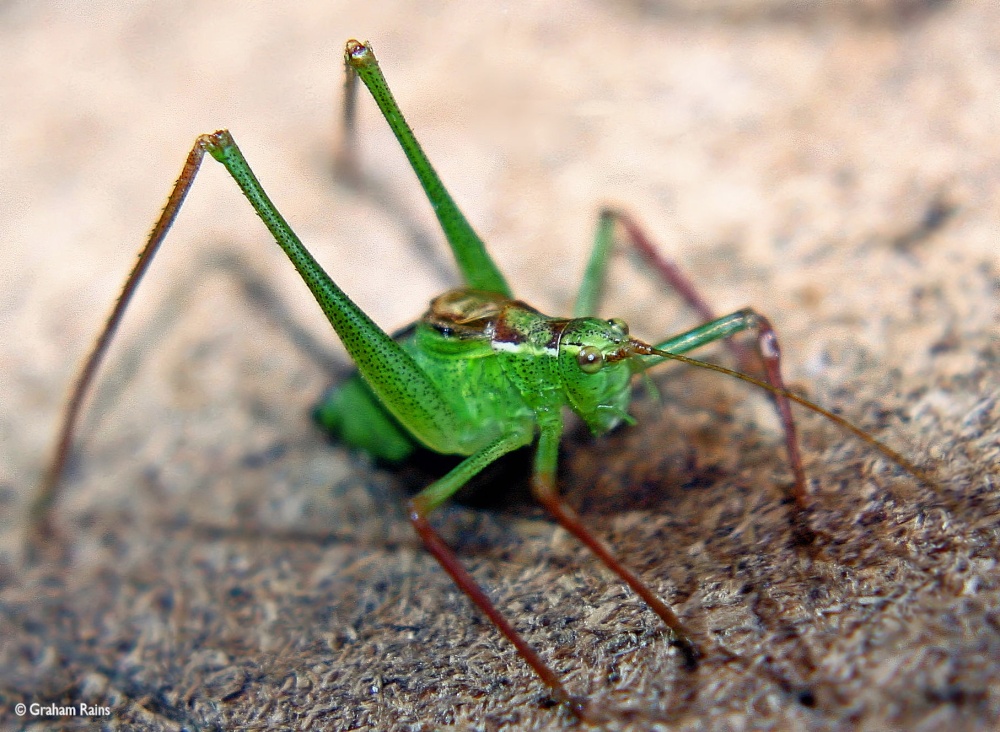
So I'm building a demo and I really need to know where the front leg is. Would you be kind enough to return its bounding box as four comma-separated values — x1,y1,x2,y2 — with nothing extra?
529,418,701,671
405,429,587,714
639,310,935,533
651,309,806,511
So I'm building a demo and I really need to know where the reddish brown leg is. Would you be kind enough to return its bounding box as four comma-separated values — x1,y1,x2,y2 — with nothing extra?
406,432,591,717
606,208,760,374
619,211,941,508
751,313,808,511
531,473,701,671
30,136,214,562
409,505,586,718
532,423,701,670
641,307,810,523
605,210,810,516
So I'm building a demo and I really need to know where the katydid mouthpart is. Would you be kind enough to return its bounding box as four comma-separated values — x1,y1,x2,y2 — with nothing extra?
31,39,940,719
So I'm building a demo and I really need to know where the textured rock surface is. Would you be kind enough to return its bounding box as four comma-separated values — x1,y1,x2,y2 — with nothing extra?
2,2,997,729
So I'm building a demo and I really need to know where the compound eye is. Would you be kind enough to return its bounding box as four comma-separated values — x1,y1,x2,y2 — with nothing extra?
577,345,604,374
607,318,629,337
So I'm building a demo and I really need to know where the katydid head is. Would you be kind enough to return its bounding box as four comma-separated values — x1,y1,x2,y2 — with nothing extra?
557,316,643,434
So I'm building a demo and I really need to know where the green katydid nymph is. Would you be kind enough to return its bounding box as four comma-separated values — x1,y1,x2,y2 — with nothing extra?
32,39,938,719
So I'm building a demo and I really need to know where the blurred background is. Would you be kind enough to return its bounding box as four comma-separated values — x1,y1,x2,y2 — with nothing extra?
1,2,997,729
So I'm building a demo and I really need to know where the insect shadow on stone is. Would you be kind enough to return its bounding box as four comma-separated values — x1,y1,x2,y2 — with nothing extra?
30,39,941,721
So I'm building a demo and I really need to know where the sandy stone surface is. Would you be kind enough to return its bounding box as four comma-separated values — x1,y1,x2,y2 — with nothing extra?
1,1,997,730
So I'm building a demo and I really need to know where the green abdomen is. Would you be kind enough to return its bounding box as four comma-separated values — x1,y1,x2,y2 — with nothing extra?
312,374,417,462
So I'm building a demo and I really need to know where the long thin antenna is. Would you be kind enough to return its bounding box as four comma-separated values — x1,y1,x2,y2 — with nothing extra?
631,340,942,493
